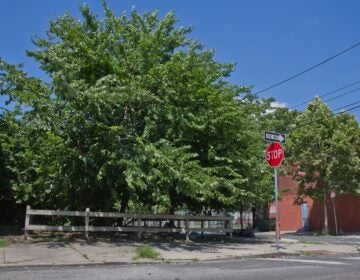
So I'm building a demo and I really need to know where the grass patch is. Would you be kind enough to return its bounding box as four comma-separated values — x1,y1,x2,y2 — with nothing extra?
299,240,322,245
312,230,330,236
0,238,8,248
135,245,160,259
300,251,320,256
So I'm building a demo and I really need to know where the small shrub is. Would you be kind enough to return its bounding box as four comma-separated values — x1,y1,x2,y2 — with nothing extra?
135,245,160,259
257,219,274,232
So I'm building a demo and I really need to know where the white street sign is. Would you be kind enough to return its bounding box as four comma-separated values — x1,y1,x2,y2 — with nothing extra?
264,131,286,143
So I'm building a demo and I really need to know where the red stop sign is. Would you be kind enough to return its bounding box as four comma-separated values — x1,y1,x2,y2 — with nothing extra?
265,142,284,167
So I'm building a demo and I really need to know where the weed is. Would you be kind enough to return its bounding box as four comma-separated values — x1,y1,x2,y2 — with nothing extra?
69,244,90,260
313,230,330,236
299,240,321,245
135,245,160,259
0,239,8,248
300,251,318,256
81,253,89,260
300,250,326,256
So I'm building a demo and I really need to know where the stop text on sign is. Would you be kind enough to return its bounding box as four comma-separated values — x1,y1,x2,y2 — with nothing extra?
266,149,283,161
265,142,284,167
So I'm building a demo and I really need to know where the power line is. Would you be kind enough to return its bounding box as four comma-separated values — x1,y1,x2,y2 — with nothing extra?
254,41,360,95
343,104,360,114
290,80,360,109
333,99,360,112
333,104,360,117
323,87,360,103
289,102,360,132
339,105,360,114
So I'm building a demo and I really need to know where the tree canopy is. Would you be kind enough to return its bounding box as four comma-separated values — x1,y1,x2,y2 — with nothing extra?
0,3,273,217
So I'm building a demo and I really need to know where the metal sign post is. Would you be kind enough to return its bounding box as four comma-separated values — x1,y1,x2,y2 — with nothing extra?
265,140,284,250
274,167,280,250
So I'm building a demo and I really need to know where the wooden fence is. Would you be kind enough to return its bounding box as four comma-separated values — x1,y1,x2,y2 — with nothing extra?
25,206,233,240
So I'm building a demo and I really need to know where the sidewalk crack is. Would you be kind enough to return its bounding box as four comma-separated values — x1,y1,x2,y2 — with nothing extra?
68,244,90,261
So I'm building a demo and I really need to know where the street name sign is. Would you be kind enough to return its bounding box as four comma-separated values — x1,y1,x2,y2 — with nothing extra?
265,142,284,167
264,131,285,143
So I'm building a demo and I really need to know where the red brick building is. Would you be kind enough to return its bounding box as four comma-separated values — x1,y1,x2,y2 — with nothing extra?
270,175,360,233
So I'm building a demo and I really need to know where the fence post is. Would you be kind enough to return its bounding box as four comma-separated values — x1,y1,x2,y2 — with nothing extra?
201,220,204,238
229,219,233,240
24,205,31,238
185,217,190,242
137,218,142,240
85,208,90,239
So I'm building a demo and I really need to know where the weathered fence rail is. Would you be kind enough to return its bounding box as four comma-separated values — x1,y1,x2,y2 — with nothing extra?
25,206,233,240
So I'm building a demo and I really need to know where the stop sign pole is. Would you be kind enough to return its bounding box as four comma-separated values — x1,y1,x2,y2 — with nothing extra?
265,142,284,250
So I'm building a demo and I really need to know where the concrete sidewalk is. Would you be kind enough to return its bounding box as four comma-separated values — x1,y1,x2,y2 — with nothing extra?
1,232,359,267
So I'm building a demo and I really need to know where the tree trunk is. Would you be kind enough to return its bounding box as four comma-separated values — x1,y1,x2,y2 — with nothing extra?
252,206,257,229
239,208,244,230
323,191,329,233
167,204,176,227
118,194,129,226
167,187,178,227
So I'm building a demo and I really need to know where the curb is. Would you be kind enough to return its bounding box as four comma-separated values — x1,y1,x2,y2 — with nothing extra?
0,259,201,270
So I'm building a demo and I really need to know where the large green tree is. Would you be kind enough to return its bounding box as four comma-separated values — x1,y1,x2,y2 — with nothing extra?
0,112,26,224
0,2,272,216
286,98,360,232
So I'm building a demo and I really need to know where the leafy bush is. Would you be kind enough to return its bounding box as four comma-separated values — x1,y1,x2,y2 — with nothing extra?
256,219,275,232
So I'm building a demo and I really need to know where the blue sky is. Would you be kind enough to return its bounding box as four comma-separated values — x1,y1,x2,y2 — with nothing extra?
1,0,360,120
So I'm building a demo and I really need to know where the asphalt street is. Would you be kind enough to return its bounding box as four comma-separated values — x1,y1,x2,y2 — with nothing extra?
1,255,359,280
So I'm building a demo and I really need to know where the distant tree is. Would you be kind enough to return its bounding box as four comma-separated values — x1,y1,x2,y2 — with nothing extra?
237,98,300,226
262,105,300,134
286,98,360,232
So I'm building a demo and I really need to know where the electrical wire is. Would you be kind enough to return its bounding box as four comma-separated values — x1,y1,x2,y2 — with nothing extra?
333,99,360,112
290,80,360,109
289,102,360,132
254,41,360,95
339,104,360,113
323,87,360,104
